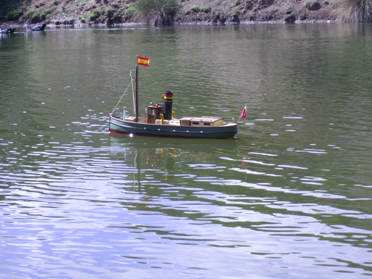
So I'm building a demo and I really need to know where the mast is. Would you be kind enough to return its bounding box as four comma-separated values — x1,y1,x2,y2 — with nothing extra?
135,64,139,122
135,55,150,122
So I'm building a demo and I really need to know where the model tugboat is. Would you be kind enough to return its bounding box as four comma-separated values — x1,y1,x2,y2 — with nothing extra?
109,57,238,139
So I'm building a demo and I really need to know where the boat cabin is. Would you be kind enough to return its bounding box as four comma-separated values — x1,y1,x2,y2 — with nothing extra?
147,104,163,124
180,117,224,127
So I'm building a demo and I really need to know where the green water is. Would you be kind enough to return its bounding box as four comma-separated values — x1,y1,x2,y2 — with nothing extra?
0,24,372,278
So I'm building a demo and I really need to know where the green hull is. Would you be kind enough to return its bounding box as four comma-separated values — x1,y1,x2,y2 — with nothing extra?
109,115,238,139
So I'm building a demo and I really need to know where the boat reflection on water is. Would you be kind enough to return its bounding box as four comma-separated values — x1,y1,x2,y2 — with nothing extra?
110,134,239,211
109,134,238,187
110,134,238,160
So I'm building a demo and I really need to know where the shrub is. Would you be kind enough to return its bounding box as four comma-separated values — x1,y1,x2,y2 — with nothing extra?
344,0,372,22
6,9,23,21
106,8,115,18
190,6,212,14
86,10,100,21
191,6,200,12
26,10,36,18
31,12,42,22
80,18,86,23
31,13,41,22
305,1,321,10
135,0,180,25
126,6,137,16
25,9,45,23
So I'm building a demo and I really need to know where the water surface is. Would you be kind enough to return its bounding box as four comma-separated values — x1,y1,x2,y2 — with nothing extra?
1,24,372,278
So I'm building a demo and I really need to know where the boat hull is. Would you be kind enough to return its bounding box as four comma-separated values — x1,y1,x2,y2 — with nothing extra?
109,115,238,139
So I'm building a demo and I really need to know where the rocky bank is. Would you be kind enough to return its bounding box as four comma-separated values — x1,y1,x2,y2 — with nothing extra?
0,0,345,28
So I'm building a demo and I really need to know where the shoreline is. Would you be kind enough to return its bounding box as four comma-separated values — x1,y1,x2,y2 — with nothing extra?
1,18,340,30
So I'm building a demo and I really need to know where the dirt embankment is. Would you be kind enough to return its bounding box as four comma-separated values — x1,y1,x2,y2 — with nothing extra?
0,0,345,28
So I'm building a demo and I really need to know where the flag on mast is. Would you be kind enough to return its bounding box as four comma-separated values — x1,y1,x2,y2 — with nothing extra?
138,56,150,67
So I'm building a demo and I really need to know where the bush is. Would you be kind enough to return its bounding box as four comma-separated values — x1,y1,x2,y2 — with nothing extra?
305,1,321,10
26,10,36,18
135,0,180,25
31,12,41,22
126,6,137,14
124,6,137,19
191,6,211,13
45,9,54,14
26,9,44,23
344,0,372,22
86,10,100,21
191,6,200,12
106,8,115,18
6,9,23,21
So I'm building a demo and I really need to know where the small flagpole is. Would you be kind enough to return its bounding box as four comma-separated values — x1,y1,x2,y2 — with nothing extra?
135,56,139,122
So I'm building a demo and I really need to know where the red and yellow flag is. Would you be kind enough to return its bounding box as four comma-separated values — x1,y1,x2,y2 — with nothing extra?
138,56,150,67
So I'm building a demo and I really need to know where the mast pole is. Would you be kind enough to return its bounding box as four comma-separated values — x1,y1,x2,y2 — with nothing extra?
135,64,139,122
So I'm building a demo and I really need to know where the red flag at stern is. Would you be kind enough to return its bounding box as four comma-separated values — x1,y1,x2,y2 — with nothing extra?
241,106,247,120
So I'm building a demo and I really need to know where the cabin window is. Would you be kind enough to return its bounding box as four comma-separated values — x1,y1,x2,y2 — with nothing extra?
192,122,199,125
204,123,211,126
